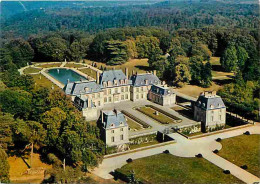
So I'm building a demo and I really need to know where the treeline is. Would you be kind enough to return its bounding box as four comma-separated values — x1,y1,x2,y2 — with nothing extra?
1,1,259,38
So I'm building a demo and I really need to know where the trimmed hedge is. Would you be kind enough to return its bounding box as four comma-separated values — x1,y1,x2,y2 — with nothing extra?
121,110,151,128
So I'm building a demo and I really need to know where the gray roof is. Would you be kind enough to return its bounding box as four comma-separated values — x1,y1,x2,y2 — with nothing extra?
195,95,226,110
130,73,160,87
64,81,102,96
150,85,173,95
74,96,95,109
99,70,129,86
101,110,128,129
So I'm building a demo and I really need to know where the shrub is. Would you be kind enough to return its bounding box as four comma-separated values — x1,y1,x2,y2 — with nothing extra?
244,131,250,135
216,138,222,142
126,158,133,163
213,149,219,153
163,150,170,154
223,170,230,174
241,165,248,170
47,153,62,166
196,153,203,158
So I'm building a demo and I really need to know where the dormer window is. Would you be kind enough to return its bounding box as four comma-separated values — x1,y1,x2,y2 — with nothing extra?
218,103,221,107
84,87,89,92
125,79,128,84
103,82,107,88
110,123,114,127
210,105,214,109
120,122,123,126
145,79,148,85
114,79,118,86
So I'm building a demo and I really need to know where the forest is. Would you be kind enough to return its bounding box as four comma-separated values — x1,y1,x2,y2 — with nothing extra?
0,0,259,182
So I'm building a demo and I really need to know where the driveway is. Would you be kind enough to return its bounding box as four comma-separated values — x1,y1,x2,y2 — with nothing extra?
92,123,260,184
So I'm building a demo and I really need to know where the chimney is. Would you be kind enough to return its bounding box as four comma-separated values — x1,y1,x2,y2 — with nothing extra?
96,71,100,84
153,70,157,76
162,81,166,85
212,91,216,96
125,68,128,79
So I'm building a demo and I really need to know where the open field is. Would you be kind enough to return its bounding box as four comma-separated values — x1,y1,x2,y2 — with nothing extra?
30,74,59,90
64,63,85,68
116,153,242,184
218,134,260,177
23,67,41,74
78,67,97,80
8,153,52,184
125,116,143,131
136,106,177,124
84,59,150,75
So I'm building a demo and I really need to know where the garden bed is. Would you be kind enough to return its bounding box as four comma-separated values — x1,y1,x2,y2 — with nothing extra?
125,116,143,131
78,68,97,80
64,63,84,68
23,67,41,74
121,110,151,129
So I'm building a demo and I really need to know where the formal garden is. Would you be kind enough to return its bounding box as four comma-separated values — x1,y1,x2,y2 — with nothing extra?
115,153,243,184
217,134,260,177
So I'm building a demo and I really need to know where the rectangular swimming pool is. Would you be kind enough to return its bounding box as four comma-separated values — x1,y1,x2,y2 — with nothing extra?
47,68,87,84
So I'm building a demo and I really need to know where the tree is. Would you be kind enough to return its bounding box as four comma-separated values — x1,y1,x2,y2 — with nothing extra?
190,56,203,85
105,40,129,65
201,61,212,87
173,63,191,87
123,38,138,59
220,46,238,72
148,51,168,78
236,46,248,71
135,36,161,58
0,113,14,150
0,148,10,183
0,89,32,119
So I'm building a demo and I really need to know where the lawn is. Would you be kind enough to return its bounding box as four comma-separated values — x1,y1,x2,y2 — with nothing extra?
218,134,260,177
38,63,62,68
125,116,143,131
129,140,160,150
8,153,52,183
64,63,84,68
23,67,41,74
79,67,97,80
30,74,58,90
117,154,242,184
136,106,176,124
84,58,149,75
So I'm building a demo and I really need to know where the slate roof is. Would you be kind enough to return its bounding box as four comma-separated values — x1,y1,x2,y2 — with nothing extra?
195,95,226,110
101,110,128,129
150,85,172,96
64,81,102,95
130,73,160,87
74,96,95,109
99,70,129,86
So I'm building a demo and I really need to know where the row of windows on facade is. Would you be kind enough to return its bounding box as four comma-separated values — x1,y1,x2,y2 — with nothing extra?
102,79,128,88
111,128,124,132
104,94,129,103
111,134,124,142
104,86,129,95
199,101,223,109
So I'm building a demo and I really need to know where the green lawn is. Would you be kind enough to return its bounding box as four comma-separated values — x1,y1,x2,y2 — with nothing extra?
129,140,160,150
136,106,176,124
117,154,243,184
79,68,97,80
39,63,62,68
218,134,260,177
126,116,143,131
30,74,58,90
64,63,84,68
23,67,41,74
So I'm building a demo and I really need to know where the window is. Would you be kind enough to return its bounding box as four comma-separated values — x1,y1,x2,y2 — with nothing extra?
120,128,123,131
136,88,139,92
104,97,107,103
219,115,222,120
104,90,107,95
115,88,118,94
92,94,95,98
98,93,100,98
120,134,123,140
121,87,124,92
211,116,214,121
125,87,128,92
108,89,111,94
211,111,214,114
121,95,124,100
98,101,100,106
141,87,143,92
109,97,112,102
93,102,96,106
111,130,114,133
111,136,115,142
125,94,128,99
136,94,139,99
141,94,144,99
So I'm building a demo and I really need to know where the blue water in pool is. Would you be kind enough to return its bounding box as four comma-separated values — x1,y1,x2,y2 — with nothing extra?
47,68,87,84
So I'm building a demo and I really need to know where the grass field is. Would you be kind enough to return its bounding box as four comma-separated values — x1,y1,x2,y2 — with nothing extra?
125,116,143,131
64,63,85,68
218,134,260,177
136,106,176,124
30,74,59,90
23,67,41,74
8,153,52,183
84,58,150,75
78,67,97,80
117,153,242,184
38,63,62,68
